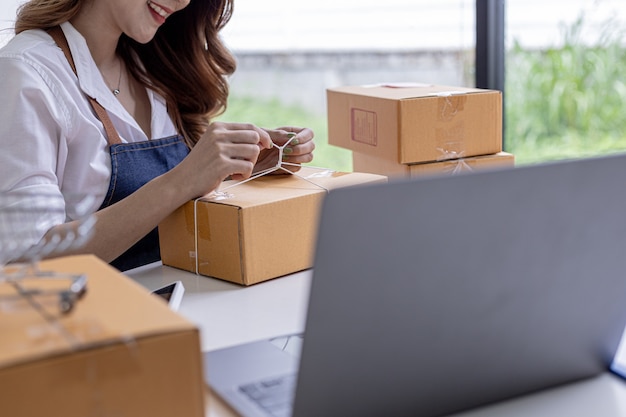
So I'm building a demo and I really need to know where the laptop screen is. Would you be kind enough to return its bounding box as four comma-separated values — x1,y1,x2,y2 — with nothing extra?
292,154,626,417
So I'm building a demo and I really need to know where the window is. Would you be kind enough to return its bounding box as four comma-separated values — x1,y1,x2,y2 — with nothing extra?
505,0,626,165
221,0,476,171
5,2,620,169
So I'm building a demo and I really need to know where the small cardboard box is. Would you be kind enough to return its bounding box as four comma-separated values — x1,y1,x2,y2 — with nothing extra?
327,83,502,164
0,255,205,417
353,151,515,179
159,169,387,285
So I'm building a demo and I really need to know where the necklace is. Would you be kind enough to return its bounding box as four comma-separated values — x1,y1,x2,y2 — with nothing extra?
110,59,122,96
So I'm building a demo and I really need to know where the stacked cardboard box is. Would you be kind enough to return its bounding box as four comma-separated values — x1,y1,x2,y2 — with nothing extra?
327,83,514,178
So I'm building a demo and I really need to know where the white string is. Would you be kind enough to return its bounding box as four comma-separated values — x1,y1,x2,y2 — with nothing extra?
193,198,201,275
191,135,335,273
436,148,465,162
215,134,333,196
450,158,473,174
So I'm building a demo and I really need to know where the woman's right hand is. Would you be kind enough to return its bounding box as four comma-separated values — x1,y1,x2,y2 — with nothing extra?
172,121,273,199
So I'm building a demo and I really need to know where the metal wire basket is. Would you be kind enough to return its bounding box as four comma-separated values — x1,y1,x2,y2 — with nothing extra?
0,191,96,314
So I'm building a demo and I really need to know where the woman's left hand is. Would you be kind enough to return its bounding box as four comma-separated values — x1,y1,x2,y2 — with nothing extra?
253,126,315,174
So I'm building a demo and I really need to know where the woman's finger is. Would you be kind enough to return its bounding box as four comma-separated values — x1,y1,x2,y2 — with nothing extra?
213,122,273,149
265,127,314,147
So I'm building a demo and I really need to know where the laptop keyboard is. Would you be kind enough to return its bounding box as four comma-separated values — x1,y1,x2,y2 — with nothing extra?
239,373,297,417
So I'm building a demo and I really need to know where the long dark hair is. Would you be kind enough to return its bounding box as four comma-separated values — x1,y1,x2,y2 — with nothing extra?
16,0,237,147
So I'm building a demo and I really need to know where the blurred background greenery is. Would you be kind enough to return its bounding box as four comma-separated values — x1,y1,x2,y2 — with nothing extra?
505,15,626,165
219,14,626,171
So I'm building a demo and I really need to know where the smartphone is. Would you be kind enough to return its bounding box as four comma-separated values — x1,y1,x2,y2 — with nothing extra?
151,281,185,311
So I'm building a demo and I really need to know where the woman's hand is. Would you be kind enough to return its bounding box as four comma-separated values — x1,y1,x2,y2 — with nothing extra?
171,121,272,199
254,126,315,174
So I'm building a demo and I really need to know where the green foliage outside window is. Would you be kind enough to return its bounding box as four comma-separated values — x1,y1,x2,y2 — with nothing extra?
505,15,626,165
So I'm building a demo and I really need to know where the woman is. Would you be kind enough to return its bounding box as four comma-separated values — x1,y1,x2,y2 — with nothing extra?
0,0,315,270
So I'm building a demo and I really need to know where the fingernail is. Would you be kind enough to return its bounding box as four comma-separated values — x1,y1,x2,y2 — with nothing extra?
286,132,298,145
283,147,294,154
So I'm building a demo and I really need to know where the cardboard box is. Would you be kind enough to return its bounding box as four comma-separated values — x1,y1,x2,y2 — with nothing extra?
353,151,515,179
159,168,387,285
0,255,205,417
327,83,503,164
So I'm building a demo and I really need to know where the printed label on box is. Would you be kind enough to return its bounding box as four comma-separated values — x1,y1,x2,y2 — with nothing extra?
351,108,377,146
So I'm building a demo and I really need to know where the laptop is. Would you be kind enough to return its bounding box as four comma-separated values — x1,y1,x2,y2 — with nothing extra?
205,153,626,417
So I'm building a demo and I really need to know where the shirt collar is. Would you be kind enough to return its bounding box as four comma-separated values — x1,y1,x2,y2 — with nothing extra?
59,22,152,139
60,22,106,103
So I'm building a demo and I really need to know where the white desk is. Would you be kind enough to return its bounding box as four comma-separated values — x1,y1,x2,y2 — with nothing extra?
126,263,626,417
126,262,311,417
126,262,311,352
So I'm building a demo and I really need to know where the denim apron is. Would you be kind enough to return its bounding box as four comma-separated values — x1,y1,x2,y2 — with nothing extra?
101,136,189,270
49,27,189,271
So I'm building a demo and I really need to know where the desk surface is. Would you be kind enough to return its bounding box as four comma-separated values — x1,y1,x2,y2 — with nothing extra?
126,262,311,352
126,263,626,417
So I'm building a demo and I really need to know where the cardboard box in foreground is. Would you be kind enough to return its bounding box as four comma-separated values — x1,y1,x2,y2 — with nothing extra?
0,255,205,417
327,83,502,164
159,169,387,285
353,151,515,179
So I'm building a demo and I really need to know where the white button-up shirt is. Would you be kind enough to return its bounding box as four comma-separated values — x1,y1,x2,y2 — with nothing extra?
0,21,178,251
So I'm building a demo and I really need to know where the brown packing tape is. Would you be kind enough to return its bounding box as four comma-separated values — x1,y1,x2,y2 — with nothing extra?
435,94,468,161
186,200,211,241
437,93,467,121
444,158,474,174
186,200,243,279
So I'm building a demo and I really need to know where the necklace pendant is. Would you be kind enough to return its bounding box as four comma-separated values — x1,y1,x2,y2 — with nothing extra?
113,88,120,96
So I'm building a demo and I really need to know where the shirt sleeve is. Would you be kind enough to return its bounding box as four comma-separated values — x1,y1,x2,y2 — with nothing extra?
0,54,69,258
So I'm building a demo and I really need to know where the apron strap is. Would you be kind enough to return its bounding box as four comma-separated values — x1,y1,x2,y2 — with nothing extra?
47,26,122,146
